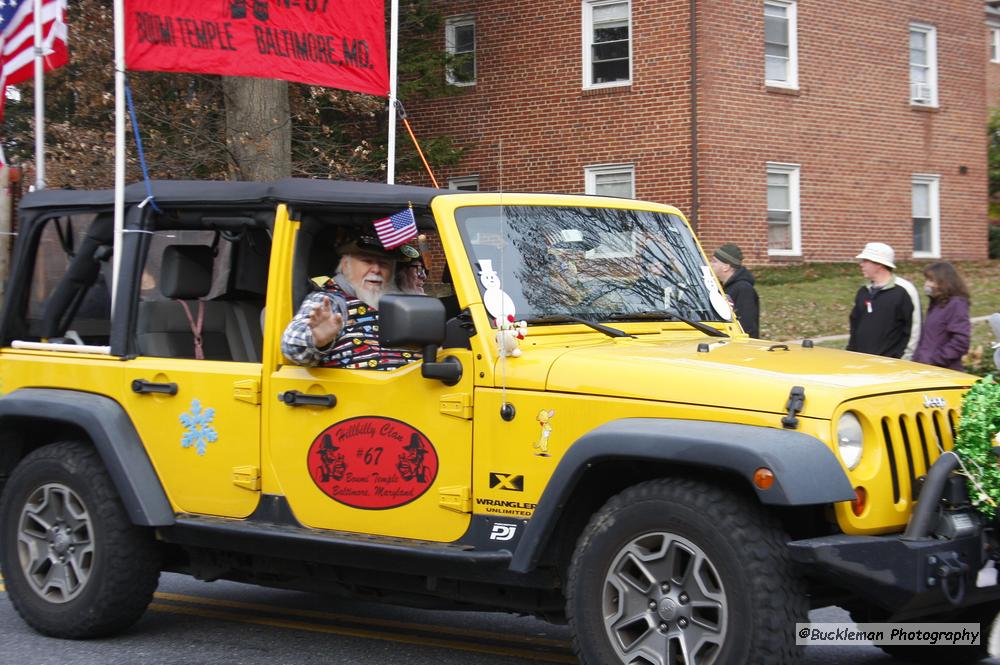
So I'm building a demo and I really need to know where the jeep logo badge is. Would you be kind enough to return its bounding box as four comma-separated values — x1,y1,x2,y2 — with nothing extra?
922,395,947,409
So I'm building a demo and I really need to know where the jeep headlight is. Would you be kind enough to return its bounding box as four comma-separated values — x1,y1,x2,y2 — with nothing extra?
837,412,864,470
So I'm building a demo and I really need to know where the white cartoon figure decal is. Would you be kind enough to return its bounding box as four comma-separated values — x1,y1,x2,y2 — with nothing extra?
702,265,733,321
478,259,516,322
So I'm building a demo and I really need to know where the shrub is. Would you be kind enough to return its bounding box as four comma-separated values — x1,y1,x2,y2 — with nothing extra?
990,224,1000,260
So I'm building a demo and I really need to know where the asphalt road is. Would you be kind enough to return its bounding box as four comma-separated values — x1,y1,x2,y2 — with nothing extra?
0,572,997,665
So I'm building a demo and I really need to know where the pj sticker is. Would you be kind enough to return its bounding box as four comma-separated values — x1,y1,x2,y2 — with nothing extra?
307,416,439,510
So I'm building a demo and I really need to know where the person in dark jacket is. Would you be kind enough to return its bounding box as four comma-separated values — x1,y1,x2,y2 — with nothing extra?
709,244,760,338
847,242,913,358
912,262,971,371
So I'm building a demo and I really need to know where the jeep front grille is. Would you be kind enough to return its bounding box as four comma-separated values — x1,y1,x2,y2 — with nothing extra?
880,408,958,504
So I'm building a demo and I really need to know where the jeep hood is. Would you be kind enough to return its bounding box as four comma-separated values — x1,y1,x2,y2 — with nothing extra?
530,336,973,417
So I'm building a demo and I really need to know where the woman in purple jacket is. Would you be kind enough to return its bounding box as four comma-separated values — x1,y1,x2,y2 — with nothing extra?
912,262,971,371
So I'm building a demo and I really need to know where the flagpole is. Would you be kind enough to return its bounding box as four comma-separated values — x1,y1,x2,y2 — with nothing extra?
32,0,44,189
386,0,398,184
111,0,125,313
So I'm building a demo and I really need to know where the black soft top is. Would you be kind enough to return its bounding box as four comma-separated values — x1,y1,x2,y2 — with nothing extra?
18,178,444,211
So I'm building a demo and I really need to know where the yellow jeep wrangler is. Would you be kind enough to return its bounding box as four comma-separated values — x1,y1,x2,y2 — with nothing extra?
0,180,990,664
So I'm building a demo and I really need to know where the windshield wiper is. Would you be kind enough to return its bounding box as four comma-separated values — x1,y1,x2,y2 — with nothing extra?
608,310,728,338
523,315,634,339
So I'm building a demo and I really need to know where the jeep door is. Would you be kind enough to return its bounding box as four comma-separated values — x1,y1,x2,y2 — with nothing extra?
265,212,474,543
122,225,268,519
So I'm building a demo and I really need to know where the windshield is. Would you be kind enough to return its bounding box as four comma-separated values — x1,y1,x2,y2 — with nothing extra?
456,205,728,326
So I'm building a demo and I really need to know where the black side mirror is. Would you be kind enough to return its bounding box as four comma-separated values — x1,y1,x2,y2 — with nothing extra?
379,294,462,385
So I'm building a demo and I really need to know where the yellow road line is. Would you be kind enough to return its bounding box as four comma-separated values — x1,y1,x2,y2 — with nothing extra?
153,591,569,648
148,602,575,663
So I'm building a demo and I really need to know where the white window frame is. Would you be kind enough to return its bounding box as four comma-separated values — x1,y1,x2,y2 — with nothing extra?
764,0,798,89
584,163,635,198
582,0,632,90
445,16,476,86
909,23,938,107
911,174,940,259
991,25,1000,63
448,176,480,191
581,165,638,259
766,162,801,257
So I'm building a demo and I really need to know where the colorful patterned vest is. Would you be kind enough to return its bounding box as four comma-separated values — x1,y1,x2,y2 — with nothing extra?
319,282,420,371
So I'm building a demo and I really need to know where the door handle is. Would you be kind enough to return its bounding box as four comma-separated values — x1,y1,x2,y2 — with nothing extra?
278,390,337,408
131,379,178,395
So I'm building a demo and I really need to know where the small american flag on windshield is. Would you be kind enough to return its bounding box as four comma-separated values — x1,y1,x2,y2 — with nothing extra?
373,207,418,249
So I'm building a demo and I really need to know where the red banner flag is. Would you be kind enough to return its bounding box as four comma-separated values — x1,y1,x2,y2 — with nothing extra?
125,0,387,96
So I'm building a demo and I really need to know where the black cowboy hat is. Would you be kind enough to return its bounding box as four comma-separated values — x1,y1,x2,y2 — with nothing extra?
403,434,427,452
320,434,340,451
337,231,409,261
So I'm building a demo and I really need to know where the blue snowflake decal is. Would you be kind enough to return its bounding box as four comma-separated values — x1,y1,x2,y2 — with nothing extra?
179,399,218,456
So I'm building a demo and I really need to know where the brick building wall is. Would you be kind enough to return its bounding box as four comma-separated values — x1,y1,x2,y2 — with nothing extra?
697,0,987,263
408,0,694,208
408,0,989,263
987,7,1000,107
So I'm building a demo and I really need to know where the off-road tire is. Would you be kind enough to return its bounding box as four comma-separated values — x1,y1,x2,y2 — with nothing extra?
566,478,807,665
0,441,162,638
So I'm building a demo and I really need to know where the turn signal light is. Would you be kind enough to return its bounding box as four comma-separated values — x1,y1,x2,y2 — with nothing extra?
851,486,867,516
753,467,775,490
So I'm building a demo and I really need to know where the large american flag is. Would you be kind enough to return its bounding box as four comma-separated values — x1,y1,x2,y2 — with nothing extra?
373,207,418,250
0,0,68,117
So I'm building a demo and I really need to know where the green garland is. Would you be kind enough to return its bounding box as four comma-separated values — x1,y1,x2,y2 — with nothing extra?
955,375,1000,519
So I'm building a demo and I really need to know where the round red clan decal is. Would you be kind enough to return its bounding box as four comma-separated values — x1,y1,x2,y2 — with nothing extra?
307,417,439,510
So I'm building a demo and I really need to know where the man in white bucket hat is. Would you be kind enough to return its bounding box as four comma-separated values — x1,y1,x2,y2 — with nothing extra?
847,242,916,359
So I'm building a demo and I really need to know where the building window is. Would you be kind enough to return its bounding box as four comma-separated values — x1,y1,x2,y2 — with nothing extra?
764,0,797,88
766,163,800,256
909,23,937,106
584,164,634,198
912,175,940,258
991,26,1000,63
583,0,631,89
445,16,476,86
448,176,479,191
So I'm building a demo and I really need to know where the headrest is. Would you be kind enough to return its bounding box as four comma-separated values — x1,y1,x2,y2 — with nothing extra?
160,245,214,299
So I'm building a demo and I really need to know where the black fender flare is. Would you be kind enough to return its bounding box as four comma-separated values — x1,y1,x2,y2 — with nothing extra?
510,418,854,573
0,388,175,526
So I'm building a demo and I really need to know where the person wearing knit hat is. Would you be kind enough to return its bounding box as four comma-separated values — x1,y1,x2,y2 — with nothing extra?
709,243,760,338
847,242,915,358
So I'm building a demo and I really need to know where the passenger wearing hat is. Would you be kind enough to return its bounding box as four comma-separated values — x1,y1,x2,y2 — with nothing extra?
395,244,427,295
281,231,421,370
847,242,915,359
709,244,760,338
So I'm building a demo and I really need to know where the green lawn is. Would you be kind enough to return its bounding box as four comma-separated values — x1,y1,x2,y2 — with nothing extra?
754,259,1000,374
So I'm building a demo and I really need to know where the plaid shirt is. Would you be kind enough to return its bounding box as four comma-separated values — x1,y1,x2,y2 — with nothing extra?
281,282,420,370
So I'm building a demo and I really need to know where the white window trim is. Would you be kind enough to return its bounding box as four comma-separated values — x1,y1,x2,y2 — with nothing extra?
584,163,635,198
909,23,938,107
445,16,476,86
991,25,1000,64
582,0,632,90
764,0,798,89
448,175,480,191
766,162,801,257
912,174,940,259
